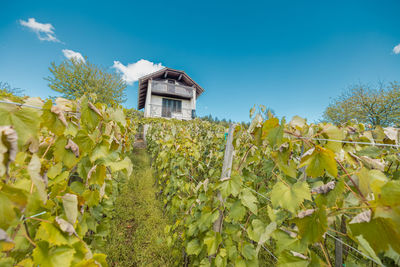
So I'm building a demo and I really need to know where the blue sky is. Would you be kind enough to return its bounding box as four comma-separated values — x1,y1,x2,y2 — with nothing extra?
1,0,400,122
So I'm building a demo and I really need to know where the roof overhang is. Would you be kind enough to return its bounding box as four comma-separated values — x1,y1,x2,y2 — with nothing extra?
137,67,205,110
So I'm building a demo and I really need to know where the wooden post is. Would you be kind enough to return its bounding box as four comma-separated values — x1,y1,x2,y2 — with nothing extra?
334,218,346,267
221,124,235,179
213,124,235,233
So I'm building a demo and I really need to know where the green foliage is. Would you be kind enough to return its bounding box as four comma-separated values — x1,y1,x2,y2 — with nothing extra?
46,59,127,106
323,82,400,126
146,109,400,266
0,82,25,97
0,95,136,266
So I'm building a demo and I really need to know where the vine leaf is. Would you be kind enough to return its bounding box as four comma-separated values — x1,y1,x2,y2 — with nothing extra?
35,222,69,246
219,175,242,198
28,154,47,204
62,194,78,224
270,181,311,213
292,206,327,244
32,241,75,267
204,231,222,256
0,102,39,148
240,188,258,215
277,250,309,267
356,235,383,265
186,239,202,256
299,146,337,178
228,200,246,221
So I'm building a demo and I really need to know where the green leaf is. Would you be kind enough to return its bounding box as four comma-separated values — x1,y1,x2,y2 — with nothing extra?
74,130,95,155
356,146,381,158
32,241,74,267
219,175,242,198
0,102,40,148
289,116,306,130
41,101,66,135
80,98,100,131
272,229,306,255
241,242,256,260
270,181,311,213
204,231,222,256
267,121,284,147
35,222,70,246
107,156,133,176
323,124,344,152
257,222,277,254
82,190,100,207
228,200,246,221
0,193,16,229
350,217,400,254
356,168,388,196
27,154,47,203
262,118,279,139
62,193,78,224
109,108,126,126
47,162,62,179
187,239,202,256
88,164,106,185
292,206,327,244
277,250,309,267
53,137,78,169
299,146,337,178
355,235,383,266
89,143,110,163
247,219,265,242
240,188,258,214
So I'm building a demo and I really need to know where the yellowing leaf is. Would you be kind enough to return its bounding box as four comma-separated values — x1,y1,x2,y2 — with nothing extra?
299,146,337,178
28,154,47,204
0,102,40,148
270,181,311,213
32,241,75,267
62,194,78,224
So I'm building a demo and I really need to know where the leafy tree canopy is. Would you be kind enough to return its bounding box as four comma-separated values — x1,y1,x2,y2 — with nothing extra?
0,82,25,99
46,59,127,106
323,82,400,127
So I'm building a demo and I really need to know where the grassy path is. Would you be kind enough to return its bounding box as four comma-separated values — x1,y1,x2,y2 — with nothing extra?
105,148,175,266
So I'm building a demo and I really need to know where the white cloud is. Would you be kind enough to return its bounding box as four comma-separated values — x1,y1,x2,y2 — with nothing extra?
62,49,85,63
112,59,164,85
393,44,400,55
19,18,59,42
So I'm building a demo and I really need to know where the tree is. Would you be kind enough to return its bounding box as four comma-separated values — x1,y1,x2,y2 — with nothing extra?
46,59,127,105
0,82,25,96
323,82,400,127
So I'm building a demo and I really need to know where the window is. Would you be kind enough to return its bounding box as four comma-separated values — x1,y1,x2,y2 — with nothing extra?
162,98,182,117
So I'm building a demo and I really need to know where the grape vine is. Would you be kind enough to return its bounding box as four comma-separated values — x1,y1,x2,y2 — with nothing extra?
146,111,400,266
0,95,136,266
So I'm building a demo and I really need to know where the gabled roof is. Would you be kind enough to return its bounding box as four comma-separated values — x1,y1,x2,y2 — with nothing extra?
137,67,205,110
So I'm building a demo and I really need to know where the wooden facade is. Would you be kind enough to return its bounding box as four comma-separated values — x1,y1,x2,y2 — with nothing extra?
138,68,204,120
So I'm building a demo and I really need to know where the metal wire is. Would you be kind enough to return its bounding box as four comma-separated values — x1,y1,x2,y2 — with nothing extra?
0,99,79,114
0,100,43,110
244,185,271,201
304,137,400,148
325,232,384,266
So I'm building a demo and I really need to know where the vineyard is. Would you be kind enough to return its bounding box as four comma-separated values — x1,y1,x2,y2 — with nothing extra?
1,93,400,266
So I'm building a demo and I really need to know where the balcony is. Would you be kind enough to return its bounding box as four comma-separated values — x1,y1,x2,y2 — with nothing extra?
151,80,194,99
148,104,195,120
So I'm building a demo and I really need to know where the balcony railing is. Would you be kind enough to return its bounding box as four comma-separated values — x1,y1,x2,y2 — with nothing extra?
151,81,194,98
147,104,195,120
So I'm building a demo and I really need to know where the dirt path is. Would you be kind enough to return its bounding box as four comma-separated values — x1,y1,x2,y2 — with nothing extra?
105,148,176,267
